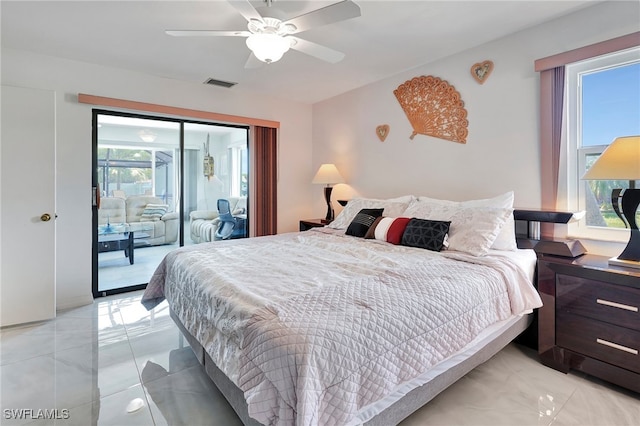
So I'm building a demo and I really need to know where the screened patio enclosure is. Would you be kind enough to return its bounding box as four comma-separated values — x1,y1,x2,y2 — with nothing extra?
93,111,249,297
98,148,174,203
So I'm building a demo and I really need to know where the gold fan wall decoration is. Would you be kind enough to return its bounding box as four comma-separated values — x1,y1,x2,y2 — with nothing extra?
393,75,468,144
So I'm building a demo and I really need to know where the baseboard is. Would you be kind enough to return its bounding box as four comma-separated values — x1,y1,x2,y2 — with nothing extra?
56,294,94,311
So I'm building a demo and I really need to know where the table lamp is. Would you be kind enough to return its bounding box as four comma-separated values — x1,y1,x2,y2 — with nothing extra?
312,163,345,223
582,135,640,269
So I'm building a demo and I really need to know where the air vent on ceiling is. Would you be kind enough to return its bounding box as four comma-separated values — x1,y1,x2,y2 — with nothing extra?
203,78,237,88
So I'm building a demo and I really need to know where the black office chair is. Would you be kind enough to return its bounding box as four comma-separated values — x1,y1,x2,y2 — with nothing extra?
214,199,237,240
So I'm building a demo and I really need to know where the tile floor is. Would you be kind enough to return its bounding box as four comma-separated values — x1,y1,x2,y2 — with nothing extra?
98,244,177,292
98,220,194,293
1,291,638,426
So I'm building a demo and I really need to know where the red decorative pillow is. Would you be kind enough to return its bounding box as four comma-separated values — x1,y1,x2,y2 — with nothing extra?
386,217,411,245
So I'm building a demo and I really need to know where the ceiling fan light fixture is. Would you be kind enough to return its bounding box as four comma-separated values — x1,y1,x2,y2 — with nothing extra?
282,23,297,34
246,33,290,63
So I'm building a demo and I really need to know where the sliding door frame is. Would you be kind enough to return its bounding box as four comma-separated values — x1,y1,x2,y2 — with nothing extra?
92,109,249,298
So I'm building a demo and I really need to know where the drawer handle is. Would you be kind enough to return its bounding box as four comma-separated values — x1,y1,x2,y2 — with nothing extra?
596,299,638,312
596,338,638,355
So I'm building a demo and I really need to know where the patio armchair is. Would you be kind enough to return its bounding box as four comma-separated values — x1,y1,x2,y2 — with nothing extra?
189,196,247,243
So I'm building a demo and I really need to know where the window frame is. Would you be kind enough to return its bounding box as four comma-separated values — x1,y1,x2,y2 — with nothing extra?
566,47,640,242
228,143,248,197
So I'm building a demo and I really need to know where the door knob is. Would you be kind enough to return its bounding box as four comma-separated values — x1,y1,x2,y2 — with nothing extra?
41,213,51,222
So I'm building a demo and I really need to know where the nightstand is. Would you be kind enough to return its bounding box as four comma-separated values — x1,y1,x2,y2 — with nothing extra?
299,219,328,231
538,254,640,392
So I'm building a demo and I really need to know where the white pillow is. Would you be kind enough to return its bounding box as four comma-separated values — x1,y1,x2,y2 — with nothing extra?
402,201,512,256
374,217,395,241
328,197,413,230
415,191,516,251
385,195,416,203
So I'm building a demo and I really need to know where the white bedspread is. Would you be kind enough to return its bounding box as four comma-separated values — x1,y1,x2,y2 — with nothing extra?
142,228,541,426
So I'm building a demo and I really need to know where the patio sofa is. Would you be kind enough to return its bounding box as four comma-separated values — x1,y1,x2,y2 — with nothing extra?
189,196,247,243
98,196,179,245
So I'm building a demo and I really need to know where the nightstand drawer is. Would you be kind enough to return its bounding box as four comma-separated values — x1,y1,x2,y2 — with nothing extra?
557,312,640,373
557,275,640,331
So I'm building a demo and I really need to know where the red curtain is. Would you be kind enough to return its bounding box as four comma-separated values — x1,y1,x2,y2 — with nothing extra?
253,126,278,236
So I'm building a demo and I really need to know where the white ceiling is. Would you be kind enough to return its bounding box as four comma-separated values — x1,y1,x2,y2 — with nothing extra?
1,0,602,104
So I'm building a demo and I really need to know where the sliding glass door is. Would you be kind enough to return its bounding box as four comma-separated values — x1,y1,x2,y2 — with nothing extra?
92,111,249,297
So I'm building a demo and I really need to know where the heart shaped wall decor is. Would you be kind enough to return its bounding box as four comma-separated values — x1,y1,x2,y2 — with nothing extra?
471,60,494,84
376,124,390,142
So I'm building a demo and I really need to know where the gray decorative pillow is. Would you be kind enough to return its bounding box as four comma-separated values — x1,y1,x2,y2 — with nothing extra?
140,203,168,221
346,208,384,238
401,218,451,252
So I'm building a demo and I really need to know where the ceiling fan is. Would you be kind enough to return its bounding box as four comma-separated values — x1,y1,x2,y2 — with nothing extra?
166,0,361,67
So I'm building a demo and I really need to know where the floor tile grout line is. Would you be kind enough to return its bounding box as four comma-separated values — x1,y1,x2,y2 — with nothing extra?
120,296,160,426
55,300,157,424
545,384,580,426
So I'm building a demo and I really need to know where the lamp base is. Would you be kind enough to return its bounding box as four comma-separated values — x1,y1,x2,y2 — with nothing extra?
609,256,640,270
323,186,334,223
612,188,640,269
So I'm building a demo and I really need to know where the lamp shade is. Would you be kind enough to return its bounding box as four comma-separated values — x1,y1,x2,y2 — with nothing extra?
246,33,290,63
582,136,640,180
312,164,345,185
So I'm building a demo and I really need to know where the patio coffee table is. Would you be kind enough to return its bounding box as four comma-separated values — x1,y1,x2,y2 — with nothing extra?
97,224,149,265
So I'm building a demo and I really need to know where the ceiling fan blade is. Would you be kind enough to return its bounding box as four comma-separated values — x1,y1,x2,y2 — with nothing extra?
283,0,361,34
166,30,251,37
244,52,263,69
227,0,264,24
288,36,345,63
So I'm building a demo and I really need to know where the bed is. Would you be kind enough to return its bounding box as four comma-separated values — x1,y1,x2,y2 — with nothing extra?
141,193,543,425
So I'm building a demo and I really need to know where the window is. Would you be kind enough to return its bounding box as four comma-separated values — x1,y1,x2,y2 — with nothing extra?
566,47,640,241
97,147,172,200
229,144,248,197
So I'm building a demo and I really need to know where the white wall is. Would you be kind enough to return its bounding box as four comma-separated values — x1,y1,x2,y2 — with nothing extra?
311,1,639,256
1,49,314,309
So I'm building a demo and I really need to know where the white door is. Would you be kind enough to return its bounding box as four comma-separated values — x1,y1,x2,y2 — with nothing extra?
1,85,56,326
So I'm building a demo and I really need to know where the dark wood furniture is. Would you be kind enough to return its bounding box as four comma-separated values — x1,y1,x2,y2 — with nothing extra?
97,230,150,265
299,219,327,231
513,209,586,257
98,231,135,264
538,254,640,393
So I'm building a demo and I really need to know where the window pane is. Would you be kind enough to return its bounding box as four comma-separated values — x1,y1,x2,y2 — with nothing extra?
581,62,640,147
97,148,154,197
584,153,630,228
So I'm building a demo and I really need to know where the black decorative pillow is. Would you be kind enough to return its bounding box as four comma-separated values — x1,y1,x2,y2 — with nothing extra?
346,208,384,238
401,218,451,252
